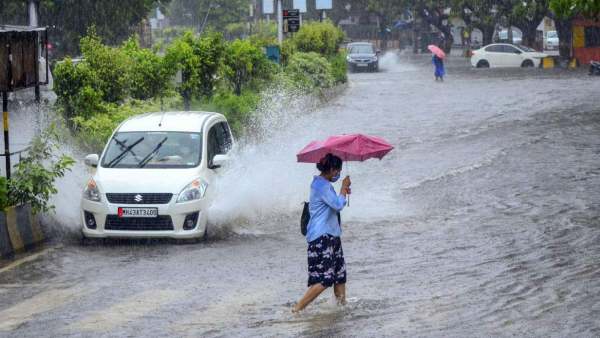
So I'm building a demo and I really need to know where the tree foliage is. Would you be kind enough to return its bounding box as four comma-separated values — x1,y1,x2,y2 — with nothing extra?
6,126,75,214
221,39,271,96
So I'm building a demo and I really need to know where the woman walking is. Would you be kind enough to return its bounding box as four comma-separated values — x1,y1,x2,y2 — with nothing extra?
293,153,351,313
433,53,445,81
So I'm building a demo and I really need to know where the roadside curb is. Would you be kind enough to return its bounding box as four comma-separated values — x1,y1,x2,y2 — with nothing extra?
542,56,579,69
0,204,44,258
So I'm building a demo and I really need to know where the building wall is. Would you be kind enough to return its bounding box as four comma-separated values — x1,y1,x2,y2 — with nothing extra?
573,18,600,65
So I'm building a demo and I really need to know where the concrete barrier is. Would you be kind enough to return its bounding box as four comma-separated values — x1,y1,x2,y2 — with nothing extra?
542,57,555,69
0,204,43,258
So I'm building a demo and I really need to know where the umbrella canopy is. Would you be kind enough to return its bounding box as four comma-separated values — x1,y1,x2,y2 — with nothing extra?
297,134,394,163
428,44,446,59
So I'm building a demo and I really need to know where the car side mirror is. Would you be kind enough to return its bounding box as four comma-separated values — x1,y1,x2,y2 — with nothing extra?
84,154,99,167
515,50,522,54
376,49,381,55
210,154,229,169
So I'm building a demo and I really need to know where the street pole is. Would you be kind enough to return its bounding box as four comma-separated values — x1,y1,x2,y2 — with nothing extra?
29,0,40,102
277,0,283,44
2,91,10,180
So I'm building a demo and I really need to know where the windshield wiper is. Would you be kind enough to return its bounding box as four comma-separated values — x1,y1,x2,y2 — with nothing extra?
107,137,145,168
137,137,168,168
113,137,140,161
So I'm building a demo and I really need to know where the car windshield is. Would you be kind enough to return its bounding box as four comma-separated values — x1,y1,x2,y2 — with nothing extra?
101,131,202,169
517,45,536,52
547,31,558,38
349,45,374,54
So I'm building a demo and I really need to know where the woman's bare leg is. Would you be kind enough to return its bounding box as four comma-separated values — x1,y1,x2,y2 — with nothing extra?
334,283,346,305
292,284,327,313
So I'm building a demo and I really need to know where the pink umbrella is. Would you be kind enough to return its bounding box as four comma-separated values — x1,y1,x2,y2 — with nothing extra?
297,134,394,163
428,44,446,59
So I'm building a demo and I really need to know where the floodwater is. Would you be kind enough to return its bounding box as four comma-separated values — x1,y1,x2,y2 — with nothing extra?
1,52,600,337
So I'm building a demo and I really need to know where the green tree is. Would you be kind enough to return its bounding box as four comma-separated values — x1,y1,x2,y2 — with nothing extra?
221,39,271,96
165,31,225,109
0,0,171,58
122,37,175,100
167,0,250,32
511,0,550,47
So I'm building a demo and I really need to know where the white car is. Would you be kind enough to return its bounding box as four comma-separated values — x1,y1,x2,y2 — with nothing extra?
471,43,547,68
81,111,233,240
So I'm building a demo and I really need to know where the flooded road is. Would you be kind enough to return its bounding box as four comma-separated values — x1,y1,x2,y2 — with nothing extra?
1,53,600,337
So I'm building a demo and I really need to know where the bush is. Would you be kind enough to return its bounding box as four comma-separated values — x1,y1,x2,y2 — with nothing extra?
222,39,272,95
0,177,7,210
122,38,174,100
8,126,75,213
165,31,226,101
79,30,129,103
285,52,335,90
329,52,348,84
211,90,259,134
291,21,345,57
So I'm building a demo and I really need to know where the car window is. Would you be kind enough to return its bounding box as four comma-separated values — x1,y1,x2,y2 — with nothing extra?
101,131,202,169
516,45,535,52
349,45,374,54
485,45,503,52
502,45,519,53
547,31,557,38
216,122,232,153
207,122,231,167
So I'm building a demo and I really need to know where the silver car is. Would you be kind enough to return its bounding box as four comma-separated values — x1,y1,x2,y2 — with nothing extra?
346,42,380,72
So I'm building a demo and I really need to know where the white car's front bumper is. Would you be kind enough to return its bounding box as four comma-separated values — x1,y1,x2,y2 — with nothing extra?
81,197,208,239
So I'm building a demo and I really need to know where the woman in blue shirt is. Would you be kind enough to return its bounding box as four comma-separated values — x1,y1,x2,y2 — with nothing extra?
293,153,351,313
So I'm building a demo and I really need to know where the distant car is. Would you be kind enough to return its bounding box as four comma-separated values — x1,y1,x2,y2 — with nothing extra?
471,43,547,68
81,111,234,241
544,30,559,51
346,42,380,72
496,29,523,45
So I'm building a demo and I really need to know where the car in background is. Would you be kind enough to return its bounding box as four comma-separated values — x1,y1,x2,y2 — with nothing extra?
496,29,523,45
346,42,380,72
471,43,547,68
544,30,559,51
81,111,234,241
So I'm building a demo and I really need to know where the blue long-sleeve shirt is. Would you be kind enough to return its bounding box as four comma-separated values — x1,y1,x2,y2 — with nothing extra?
306,175,346,242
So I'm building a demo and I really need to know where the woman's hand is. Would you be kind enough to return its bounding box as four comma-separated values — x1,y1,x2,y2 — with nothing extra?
341,176,351,196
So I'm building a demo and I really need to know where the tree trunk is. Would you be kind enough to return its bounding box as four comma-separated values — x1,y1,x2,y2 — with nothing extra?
480,24,495,45
555,18,573,59
521,23,538,48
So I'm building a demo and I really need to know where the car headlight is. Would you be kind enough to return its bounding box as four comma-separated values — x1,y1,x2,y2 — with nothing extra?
83,178,101,202
176,179,208,203
346,55,351,62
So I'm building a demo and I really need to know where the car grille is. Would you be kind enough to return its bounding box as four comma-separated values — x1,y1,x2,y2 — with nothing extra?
104,215,174,231
106,193,173,205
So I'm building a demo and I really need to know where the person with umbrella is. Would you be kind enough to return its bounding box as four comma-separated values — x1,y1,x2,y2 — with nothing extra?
293,134,394,313
429,44,446,82
292,153,351,313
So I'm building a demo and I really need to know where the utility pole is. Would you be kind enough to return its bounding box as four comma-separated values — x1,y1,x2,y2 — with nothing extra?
28,0,40,102
277,0,283,44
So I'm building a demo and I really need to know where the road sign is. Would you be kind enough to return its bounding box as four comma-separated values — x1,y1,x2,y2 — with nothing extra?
263,0,274,14
316,0,332,10
283,9,300,33
293,0,307,13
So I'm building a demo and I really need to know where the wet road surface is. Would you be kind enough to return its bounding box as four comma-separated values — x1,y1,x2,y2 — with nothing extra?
1,53,600,337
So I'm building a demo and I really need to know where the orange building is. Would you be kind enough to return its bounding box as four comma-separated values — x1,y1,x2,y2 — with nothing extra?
572,18,600,65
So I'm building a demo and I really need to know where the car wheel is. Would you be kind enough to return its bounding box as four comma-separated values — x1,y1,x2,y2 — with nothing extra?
521,60,534,67
476,60,490,68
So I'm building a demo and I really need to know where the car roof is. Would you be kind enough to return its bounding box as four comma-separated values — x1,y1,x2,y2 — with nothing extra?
347,42,373,46
118,111,224,133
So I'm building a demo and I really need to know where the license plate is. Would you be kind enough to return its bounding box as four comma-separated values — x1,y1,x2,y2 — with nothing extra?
357,63,368,67
118,207,158,218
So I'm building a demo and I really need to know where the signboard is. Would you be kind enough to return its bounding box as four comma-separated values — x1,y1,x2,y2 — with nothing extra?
293,0,307,13
263,0,274,14
316,0,333,10
283,9,300,33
